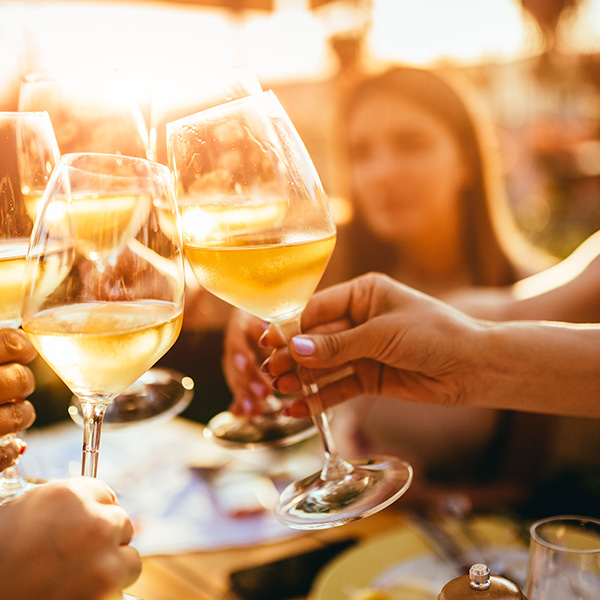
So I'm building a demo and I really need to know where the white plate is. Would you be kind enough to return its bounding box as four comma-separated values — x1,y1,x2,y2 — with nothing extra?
309,518,529,600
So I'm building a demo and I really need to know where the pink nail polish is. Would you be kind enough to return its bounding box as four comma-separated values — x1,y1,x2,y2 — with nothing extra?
234,353,248,372
292,337,315,356
250,381,267,398
241,397,254,415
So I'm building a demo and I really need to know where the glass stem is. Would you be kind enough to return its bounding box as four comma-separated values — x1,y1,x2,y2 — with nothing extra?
81,401,108,478
276,318,354,482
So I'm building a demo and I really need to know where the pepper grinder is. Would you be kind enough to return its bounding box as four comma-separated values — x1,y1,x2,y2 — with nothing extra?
437,564,528,600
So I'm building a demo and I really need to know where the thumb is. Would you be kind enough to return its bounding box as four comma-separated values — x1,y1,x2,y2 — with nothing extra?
290,326,371,369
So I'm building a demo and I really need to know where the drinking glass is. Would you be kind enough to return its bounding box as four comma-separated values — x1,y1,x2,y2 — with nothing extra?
19,68,149,158
167,90,412,528
0,111,59,504
21,153,185,484
19,68,191,427
149,66,263,165
525,515,600,600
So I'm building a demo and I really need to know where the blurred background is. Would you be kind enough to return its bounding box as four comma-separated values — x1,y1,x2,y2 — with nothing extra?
4,0,599,515
2,0,598,255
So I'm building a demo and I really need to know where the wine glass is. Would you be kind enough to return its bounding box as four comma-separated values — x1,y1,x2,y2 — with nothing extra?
19,68,192,427
149,66,263,165
157,68,314,450
18,68,149,158
167,90,413,529
0,111,59,504
525,515,600,599
167,84,318,450
21,152,185,482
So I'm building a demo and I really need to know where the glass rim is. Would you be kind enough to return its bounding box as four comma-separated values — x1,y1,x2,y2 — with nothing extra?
166,88,277,134
0,111,52,120
530,515,600,553
21,67,123,84
58,152,170,177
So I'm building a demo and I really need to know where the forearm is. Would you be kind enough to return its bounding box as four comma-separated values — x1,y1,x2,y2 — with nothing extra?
468,320,600,418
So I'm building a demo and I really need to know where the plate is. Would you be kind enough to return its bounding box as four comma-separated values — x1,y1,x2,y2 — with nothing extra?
309,518,529,600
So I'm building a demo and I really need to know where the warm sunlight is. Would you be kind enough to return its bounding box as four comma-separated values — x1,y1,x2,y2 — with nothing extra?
2,0,599,91
369,0,531,64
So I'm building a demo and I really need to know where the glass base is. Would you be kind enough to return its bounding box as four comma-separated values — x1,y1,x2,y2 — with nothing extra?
204,406,317,449
275,456,413,530
69,368,194,429
0,476,45,506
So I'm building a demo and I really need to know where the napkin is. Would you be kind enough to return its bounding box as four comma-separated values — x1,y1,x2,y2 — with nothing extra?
21,418,310,555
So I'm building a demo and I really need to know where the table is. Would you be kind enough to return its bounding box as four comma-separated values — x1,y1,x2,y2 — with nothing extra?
124,506,409,600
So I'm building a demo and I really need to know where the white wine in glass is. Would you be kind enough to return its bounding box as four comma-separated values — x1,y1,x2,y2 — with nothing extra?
0,111,59,504
168,91,413,528
19,68,192,428
21,153,185,487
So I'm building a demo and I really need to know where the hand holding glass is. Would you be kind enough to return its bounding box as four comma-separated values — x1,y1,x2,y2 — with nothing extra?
167,91,412,528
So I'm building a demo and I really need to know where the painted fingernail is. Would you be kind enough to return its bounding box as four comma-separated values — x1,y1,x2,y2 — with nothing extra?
234,353,248,372
250,381,267,398
19,441,27,456
271,377,281,391
258,330,269,348
260,358,271,374
281,406,290,417
292,336,315,356
241,397,254,415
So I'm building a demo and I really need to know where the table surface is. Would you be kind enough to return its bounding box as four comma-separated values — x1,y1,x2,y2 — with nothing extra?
124,506,410,600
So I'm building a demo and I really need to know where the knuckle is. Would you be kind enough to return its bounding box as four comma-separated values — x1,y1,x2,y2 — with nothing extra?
323,334,340,359
0,329,21,355
12,364,35,397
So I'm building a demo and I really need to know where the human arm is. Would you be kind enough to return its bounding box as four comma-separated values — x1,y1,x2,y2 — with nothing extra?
261,273,600,419
0,477,141,600
446,229,600,323
0,328,37,472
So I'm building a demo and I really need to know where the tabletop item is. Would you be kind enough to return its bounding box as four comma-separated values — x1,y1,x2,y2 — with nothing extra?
168,89,412,529
19,68,191,428
310,516,530,600
0,111,59,504
524,515,600,600
21,417,299,555
436,564,527,600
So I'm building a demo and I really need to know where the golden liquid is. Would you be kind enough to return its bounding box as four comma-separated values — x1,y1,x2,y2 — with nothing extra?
0,240,29,327
30,193,148,259
23,191,45,224
23,301,182,402
179,198,288,244
185,233,336,322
